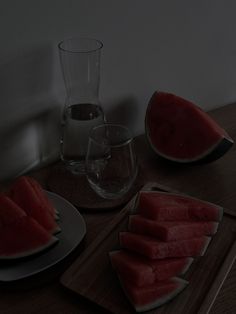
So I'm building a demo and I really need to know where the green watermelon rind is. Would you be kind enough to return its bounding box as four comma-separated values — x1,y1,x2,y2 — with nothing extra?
179,256,194,275
0,236,59,260
118,275,189,312
53,225,62,234
146,125,233,164
54,213,60,221
200,237,211,256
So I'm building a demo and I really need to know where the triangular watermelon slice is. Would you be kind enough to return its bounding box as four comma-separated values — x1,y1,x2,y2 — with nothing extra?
8,176,60,234
145,91,233,163
0,216,58,259
26,176,59,219
120,232,211,259
129,215,219,241
117,273,188,312
109,250,193,286
137,191,223,222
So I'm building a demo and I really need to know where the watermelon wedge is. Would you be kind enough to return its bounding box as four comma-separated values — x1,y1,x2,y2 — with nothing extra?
0,216,58,259
120,232,211,259
117,274,188,312
0,194,26,228
109,250,193,286
129,215,219,241
9,176,60,234
137,191,223,222
145,91,233,163
26,176,59,219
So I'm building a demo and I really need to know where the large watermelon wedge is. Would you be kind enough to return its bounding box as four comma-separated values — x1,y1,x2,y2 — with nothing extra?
8,176,60,234
137,191,223,222
129,215,219,241
117,273,188,312
0,216,58,259
120,232,211,259
109,250,193,286
145,91,234,163
26,176,59,219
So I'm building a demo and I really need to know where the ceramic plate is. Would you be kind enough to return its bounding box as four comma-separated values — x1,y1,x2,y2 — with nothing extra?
0,191,86,282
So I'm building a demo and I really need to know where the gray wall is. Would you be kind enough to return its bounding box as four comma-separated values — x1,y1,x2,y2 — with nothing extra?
0,0,236,180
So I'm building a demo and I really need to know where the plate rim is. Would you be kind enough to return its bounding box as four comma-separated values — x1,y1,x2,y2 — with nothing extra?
0,190,86,282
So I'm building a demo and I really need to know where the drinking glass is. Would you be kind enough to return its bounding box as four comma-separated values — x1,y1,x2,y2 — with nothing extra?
86,124,138,199
58,37,105,174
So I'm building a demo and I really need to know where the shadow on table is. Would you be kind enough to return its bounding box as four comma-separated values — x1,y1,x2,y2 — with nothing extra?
0,236,86,291
0,41,64,182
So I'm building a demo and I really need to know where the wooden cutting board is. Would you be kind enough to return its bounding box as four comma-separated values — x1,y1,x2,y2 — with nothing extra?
60,183,236,314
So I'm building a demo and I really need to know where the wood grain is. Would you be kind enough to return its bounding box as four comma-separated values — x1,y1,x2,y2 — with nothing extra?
61,183,236,314
198,240,236,314
1,103,236,313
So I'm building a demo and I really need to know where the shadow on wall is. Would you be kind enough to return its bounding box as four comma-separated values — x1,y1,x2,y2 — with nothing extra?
0,42,65,181
0,41,141,181
104,96,140,134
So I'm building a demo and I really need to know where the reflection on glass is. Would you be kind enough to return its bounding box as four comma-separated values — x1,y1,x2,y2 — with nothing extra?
86,123,138,199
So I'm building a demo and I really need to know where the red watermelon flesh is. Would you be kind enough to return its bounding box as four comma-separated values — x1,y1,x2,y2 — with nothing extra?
9,176,60,234
0,194,26,228
145,91,233,163
120,232,210,259
0,216,58,259
117,273,188,312
26,176,59,219
109,250,193,286
138,191,223,222
129,215,219,242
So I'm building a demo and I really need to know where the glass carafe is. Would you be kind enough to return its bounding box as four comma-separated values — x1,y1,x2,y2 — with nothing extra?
58,37,105,175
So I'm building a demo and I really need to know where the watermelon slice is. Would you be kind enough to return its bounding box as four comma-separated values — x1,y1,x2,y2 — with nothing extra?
109,250,193,286
120,232,211,259
0,216,58,259
145,91,233,163
129,215,219,241
26,176,59,219
0,194,26,228
117,273,188,312
9,176,60,234
137,191,223,222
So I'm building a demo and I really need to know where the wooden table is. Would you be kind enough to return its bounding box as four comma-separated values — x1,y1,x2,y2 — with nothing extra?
1,103,236,313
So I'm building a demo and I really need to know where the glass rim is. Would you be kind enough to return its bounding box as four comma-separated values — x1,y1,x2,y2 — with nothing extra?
58,37,103,54
89,123,133,148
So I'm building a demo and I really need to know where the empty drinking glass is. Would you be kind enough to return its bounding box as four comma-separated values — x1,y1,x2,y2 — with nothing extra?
58,37,105,174
86,123,138,199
